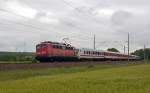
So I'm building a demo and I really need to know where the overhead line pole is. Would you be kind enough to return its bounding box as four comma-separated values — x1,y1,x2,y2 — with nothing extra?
124,45,126,54
128,33,130,61
94,35,95,50
144,44,146,61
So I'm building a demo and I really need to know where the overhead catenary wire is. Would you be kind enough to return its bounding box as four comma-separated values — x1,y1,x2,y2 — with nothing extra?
0,8,93,40
0,8,93,36
0,21,47,35
61,0,104,24
0,1,104,38
0,22,94,51
0,3,137,52
0,19,92,41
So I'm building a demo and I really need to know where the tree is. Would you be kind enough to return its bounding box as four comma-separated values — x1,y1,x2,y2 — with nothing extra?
131,48,150,60
107,48,119,52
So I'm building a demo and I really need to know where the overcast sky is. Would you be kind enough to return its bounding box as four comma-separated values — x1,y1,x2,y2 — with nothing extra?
0,0,149,53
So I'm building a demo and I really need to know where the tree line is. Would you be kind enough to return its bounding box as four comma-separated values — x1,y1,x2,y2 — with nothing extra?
131,48,150,60
0,48,149,62
107,48,150,60
0,52,35,62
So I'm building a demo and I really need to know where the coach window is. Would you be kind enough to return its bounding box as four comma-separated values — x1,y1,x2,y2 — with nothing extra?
89,51,91,55
99,52,101,55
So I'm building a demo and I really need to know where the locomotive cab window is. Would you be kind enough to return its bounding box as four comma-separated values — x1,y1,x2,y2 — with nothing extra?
53,45,63,49
36,45,41,49
41,44,47,48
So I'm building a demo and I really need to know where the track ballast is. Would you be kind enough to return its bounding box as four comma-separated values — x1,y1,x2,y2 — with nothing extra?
0,61,140,71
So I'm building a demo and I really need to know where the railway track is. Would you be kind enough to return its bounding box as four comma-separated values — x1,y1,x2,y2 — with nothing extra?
0,61,140,71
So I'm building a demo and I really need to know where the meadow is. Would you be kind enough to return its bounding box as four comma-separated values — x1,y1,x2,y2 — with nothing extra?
0,62,150,93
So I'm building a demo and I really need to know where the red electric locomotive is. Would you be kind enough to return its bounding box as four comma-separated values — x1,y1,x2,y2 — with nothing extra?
36,41,76,62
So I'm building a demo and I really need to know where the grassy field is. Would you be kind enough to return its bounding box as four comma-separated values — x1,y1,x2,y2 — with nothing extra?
0,62,150,93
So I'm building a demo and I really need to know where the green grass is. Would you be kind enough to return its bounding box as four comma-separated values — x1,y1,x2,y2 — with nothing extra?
0,64,122,81
0,62,150,93
0,61,33,63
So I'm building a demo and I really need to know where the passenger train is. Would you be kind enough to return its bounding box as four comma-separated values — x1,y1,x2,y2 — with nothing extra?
36,41,140,62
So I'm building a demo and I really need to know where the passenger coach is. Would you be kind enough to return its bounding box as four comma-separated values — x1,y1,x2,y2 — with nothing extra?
76,48,105,61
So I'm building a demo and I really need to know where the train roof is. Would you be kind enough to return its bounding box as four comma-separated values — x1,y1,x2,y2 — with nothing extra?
78,48,105,52
78,48,130,56
39,41,74,47
105,51,128,55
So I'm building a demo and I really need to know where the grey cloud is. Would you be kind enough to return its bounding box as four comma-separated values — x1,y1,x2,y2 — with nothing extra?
0,0,150,52
111,10,133,26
